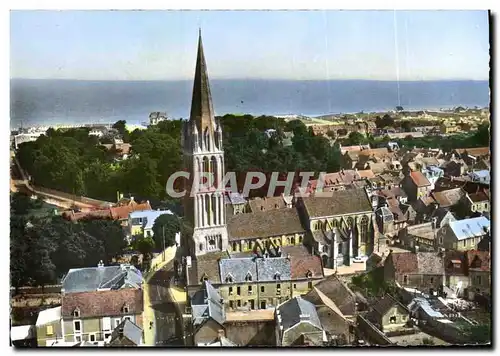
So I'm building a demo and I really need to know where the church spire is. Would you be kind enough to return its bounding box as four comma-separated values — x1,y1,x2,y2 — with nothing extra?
190,29,216,136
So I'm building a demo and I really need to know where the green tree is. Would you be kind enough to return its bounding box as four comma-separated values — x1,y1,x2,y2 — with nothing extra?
345,131,367,145
152,214,180,250
10,192,42,215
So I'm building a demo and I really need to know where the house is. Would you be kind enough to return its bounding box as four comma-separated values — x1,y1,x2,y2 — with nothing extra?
431,188,464,209
468,170,490,185
444,251,470,297
190,281,227,346
466,250,491,300
421,166,444,190
442,160,468,177
149,112,168,126
106,319,143,346
430,208,456,229
61,288,143,343
224,192,248,215
35,306,63,346
366,294,410,333
452,147,490,166
376,206,396,237
303,274,359,319
402,171,431,202
383,251,444,294
275,296,325,346
436,216,490,251
128,209,174,238
461,191,490,216
299,188,375,268
398,222,437,252
61,263,143,294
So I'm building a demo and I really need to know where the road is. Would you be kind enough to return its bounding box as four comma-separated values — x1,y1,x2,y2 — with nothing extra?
144,261,184,347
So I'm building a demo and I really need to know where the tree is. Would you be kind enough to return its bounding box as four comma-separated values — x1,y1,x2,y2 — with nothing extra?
401,121,413,132
134,236,155,262
152,214,180,250
10,192,42,215
345,131,367,145
112,120,127,135
326,130,336,138
396,106,404,112
81,219,127,264
337,128,348,137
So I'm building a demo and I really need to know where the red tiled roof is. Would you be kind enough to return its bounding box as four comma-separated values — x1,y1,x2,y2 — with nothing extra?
409,171,431,187
290,254,323,279
62,209,112,222
389,252,418,274
62,289,143,318
110,202,152,220
455,147,490,157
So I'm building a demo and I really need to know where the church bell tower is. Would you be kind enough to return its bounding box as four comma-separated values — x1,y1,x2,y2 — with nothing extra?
181,30,228,257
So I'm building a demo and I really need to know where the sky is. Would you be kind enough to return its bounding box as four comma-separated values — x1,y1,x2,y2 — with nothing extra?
10,10,490,81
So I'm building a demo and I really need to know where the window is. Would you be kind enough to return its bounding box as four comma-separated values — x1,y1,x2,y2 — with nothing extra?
293,284,297,289
73,320,81,333
403,275,408,284
123,305,129,314
463,240,466,247
226,275,233,283
306,271,312,278
104,332,111,340
390,316,397,324
291,237,295,244
299,236,303,243
229,287,233,295
261,286,265,293
277,283,281,294
237,287,241,296
322,245,328,253
248,241,253,250
147,230,152,237
89,333,96,342
245,273,252,282
73,308,80,318
430,277,434,284
46,325,53,336
476,276,482,285
124,316,131,322
229,301,234,308
74,335,82,342
308,281,313,289
237,300,241,307
261,301,266,309
114,318,121,328
199,243,203,251
232,242,237,251
248,285,253,294
274,272,281,280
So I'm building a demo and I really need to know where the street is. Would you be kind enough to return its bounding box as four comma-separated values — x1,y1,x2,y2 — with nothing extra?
145,262,184,346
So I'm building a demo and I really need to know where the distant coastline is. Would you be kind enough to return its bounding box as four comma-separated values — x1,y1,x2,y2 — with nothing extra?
10,78,490,129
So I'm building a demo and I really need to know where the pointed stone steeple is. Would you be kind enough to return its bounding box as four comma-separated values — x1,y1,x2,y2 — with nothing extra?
190,29,216,137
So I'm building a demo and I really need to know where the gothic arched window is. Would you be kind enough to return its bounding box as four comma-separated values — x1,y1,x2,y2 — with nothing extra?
360,215,370,244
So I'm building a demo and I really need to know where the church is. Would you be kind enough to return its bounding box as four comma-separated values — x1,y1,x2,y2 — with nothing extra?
177,31,375,312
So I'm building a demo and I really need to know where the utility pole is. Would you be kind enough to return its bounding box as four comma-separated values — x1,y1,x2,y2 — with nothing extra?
163,225,166,262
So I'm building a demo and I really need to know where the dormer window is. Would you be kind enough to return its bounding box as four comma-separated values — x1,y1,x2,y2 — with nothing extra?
245,273,253,282
201,273,209,282
225,273,234,283
274,272,281,280
73,308,80,318
306,270,313,278
122,304,129,314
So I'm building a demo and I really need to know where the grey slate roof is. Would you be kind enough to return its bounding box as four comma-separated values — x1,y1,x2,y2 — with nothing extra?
377,206,394,223
277,296,322,331
256,257,292,282
192,281,225,327
219,257,292,283
219,258,257,283
61,265,142,294
109,319,143,345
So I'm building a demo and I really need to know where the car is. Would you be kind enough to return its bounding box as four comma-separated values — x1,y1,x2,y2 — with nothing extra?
353,255,368,263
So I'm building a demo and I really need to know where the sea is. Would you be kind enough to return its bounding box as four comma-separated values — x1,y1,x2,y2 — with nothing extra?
10,79,490,129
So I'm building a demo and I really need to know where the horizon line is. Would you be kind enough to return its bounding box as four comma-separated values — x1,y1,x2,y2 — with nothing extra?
10,77,490,82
